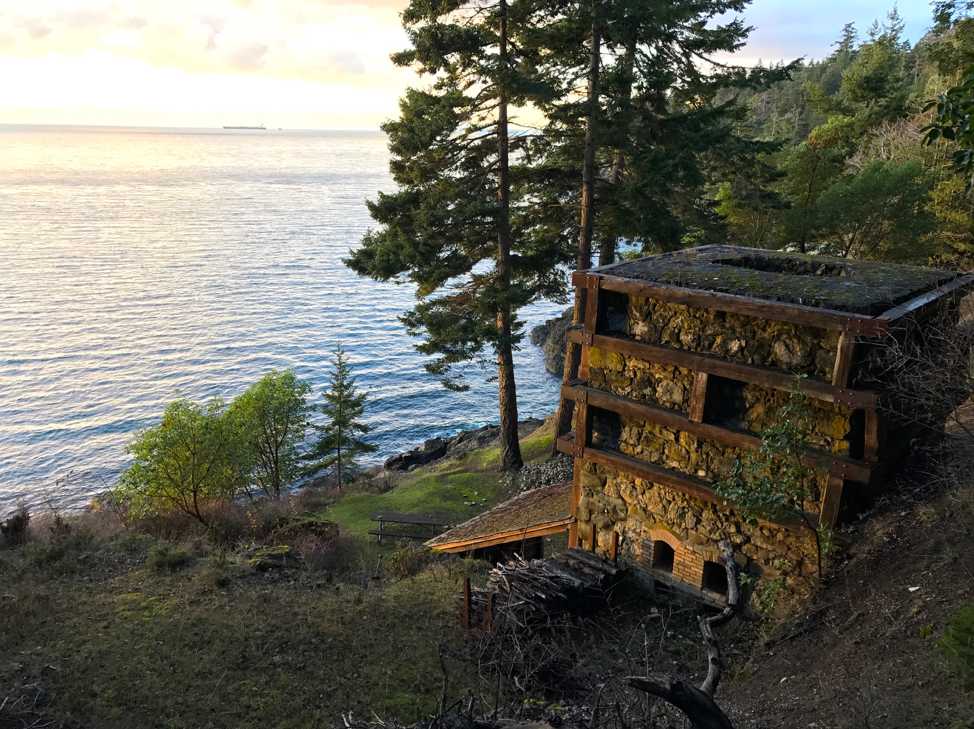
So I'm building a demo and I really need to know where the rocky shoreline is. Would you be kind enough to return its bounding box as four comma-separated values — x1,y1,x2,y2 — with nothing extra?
529,307,572,376
383,417,547,471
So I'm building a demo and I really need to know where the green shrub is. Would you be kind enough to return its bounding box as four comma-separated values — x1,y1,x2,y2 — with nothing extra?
387,541,438,580
938,603,974,689
117,530,155,553
146,544,191,572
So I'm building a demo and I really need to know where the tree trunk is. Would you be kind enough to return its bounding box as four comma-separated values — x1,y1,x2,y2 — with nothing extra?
496,0,523,472
598,41,634,268
629,541,739,729
551,19,602,454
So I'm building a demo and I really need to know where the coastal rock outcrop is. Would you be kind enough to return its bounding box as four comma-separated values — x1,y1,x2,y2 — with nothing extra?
384,418,546,472
529,308,573,375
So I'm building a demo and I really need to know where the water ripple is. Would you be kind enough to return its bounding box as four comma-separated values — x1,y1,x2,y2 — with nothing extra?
0,126,566,511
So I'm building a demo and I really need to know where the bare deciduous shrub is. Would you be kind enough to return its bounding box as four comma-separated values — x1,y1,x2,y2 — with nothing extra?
1,503,31,546
387,541,439,581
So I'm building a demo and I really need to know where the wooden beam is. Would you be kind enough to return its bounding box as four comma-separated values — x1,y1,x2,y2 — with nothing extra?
877,274,974,322
590,522,597,552
569,457,581,548
430,518,574,553
561,382,875,484
611,531,619,563
819,475,844,531
557,434,818,533
864,411,879,461
688,371,709,423
831,332,856,388
462,578,471,629
587,273,886,336
567,328,878,410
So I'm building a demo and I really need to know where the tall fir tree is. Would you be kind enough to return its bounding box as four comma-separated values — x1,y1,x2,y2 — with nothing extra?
345,0,569,471
304,344,377,489
536,0,787,442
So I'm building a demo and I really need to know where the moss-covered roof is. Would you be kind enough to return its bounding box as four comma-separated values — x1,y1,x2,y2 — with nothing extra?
596,246,958,316
425,481,572,549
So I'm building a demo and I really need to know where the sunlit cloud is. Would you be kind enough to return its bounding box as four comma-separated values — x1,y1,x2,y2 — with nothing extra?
0,0,939,129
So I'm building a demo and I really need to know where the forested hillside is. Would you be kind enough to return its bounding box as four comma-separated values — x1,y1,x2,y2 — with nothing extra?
715,3,974,267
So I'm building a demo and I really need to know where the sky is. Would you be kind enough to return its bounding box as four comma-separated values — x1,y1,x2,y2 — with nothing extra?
0,0,936,130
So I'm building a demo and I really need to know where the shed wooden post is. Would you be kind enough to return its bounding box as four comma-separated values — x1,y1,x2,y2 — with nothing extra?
462,577,471,630
688,372,709,423
610,531,619,563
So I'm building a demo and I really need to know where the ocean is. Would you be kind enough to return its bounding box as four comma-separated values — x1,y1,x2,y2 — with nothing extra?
0,125,566,512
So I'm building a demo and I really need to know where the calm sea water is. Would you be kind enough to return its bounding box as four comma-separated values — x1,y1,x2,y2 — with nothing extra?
0,125,566,512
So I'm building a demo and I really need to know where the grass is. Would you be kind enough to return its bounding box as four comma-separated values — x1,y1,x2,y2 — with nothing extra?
328,423,554,539
0,533,480,729
0,421,580,728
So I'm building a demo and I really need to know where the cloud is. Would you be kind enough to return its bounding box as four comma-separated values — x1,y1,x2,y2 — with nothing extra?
328,50,366,75
23,19,54,40
0,32,15,50
226,41,269,71
56,7,109,31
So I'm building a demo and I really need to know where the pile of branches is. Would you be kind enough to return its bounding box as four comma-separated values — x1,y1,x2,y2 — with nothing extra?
466,548,620,631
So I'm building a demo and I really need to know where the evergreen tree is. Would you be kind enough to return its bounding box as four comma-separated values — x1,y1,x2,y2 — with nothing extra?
345,0,569,471
304,345,377,489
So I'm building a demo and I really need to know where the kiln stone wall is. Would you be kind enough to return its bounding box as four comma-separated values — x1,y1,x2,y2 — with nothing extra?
577,294,852,597
624,296,842,379
575,464,819,600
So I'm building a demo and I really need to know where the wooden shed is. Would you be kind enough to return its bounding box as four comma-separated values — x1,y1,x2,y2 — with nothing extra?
425,481,572,560
555,245,972,603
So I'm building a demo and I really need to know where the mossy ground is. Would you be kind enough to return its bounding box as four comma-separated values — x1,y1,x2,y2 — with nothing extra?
0,423,558,729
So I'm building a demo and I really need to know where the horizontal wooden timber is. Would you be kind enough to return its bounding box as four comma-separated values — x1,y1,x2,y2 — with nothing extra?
562,381,875,483
557,434,816,533
426,518,573,553
566,328,879,410
572,271,886,336
877,274,974,322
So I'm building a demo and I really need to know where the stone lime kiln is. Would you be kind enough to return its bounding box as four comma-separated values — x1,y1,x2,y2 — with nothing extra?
555,246,973,604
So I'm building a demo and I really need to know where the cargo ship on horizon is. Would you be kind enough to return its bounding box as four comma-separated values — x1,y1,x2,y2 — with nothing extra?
223,124,266,130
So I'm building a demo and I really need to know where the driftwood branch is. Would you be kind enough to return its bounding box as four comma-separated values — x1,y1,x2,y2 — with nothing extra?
699,540,739,697
629,539,739,729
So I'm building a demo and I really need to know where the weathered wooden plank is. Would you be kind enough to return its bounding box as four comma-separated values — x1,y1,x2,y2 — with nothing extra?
462,577,471,629
561,382,875,483
877,274,974,322
594,273,886,336
558,434,819,532
819,475,845,530
429,519,574,553
831,331,856,388
688,371,709,423
371,511,445,525
566,328,878,410
611,531,619,563
864,411,880,461
569,457,582,549
575,401,592,449
369,529,441,540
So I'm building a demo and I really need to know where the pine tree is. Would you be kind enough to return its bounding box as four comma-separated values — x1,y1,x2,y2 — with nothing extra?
304,344,377,490
345,0,569,471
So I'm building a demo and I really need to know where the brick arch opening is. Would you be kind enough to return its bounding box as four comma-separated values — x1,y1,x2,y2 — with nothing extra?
702,560,728,597
652,540,675,573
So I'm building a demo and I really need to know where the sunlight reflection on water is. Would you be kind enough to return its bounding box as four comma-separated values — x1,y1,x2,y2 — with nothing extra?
0,126,566,510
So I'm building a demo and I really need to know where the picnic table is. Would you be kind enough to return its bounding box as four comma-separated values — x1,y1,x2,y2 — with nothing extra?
369,511,447,542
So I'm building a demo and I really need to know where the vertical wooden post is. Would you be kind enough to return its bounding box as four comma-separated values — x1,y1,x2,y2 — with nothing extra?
462,577,471,629
485,592,494,631
832,332,856,388
864,411,880,461
569,459,582,548
590,522,598,553
688,372,709,423
610,531,619,563
819,475,844,531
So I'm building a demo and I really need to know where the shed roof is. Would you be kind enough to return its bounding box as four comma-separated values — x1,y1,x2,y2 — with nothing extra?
595,245,958,316
425,481,572,553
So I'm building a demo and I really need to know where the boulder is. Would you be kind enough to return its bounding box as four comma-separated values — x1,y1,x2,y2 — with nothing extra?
529,308,573,375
